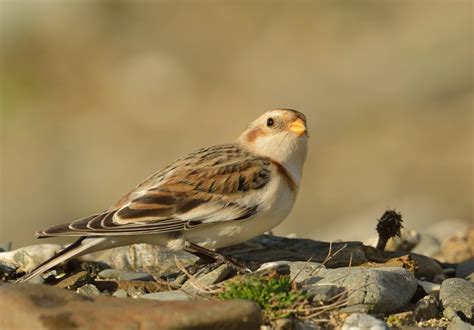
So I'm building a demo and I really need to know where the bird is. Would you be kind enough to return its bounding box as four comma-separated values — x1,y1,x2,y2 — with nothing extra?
18,108,308,282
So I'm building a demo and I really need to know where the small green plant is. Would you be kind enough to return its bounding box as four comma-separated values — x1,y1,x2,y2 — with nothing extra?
218,274,307,319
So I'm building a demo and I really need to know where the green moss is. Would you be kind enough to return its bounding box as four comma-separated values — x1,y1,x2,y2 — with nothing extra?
218,274,307,319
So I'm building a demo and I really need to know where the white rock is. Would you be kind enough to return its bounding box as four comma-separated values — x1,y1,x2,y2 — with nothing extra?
0,244,62,272
342,313,388,330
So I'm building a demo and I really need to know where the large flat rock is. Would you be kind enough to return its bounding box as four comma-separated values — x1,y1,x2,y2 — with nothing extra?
0,283,262,330
221,234,368,268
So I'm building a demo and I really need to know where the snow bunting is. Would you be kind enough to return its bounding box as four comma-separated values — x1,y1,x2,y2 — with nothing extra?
18,109,308,282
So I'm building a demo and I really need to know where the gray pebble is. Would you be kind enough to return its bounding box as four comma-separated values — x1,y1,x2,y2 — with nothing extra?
288,261,325,284
141,290,190,301
342,313,388,330
181,264,232,293
98,269,154,281
440,278,474,320
305,284,341,304
112,289,128,298
304,267,417,314
0,244,62,273
414,295,439,321
76,284,101,297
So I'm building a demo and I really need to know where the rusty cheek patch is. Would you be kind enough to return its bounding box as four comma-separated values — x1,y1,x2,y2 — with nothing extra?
245,127,264,142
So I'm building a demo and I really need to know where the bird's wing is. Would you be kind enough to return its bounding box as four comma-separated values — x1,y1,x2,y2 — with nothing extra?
37,144,273,237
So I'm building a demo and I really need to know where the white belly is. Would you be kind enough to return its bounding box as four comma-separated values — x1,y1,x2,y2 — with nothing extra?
182,174,297,249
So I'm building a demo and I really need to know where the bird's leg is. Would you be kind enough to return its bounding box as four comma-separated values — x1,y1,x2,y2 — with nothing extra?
184,242,250,273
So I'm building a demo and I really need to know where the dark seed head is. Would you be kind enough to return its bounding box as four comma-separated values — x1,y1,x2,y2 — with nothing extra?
376,209,403,239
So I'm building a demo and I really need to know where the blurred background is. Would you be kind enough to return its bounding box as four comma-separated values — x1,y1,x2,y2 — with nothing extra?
1,1,472,248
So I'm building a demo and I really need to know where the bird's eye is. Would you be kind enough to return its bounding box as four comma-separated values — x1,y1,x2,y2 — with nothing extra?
266,118,274,127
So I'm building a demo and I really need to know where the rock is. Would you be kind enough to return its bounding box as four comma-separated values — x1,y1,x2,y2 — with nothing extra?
141,290,190,301
456,259,474,282
288,261,325,284
112,289,128,298
98,269,154,281
413,295,439,321
339,304,371,314
76,284,101,297
342,313,388,330
0,244,62,273
181,264,233,293
304,267,417,314
447,316,473,330
440,278,474,320
305,285,341,304
221,234,369,268
0,283,262,329
97,243,198,275
412,234,441,257
434,226,474,264
410,253,445,282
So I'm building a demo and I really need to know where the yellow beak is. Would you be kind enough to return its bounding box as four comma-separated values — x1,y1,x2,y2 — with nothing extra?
288,118,307,136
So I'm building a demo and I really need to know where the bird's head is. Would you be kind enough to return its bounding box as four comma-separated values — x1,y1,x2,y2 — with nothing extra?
237,109,308,183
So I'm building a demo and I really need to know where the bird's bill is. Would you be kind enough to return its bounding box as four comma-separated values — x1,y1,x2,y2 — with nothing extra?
288,118,307,136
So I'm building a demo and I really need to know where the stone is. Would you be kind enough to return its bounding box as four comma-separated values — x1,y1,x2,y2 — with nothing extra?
410,253,445,282
98,268,154,281
456,259,474,282
305,285,341,304
97,243,198,275
440,278,474,320
76,284,101,297
181,264,233,293
447,316,473,330
304,267,417,314
339,304,371,314
141,290,190,301
112,289,128,298
0,244,62,273
221,234,369,268
0,283,262,329
413,295,439,321
288,261,325,284
342,313,388,330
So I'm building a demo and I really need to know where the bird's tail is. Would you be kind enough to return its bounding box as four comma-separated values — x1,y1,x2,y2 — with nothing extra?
16,237,107,283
